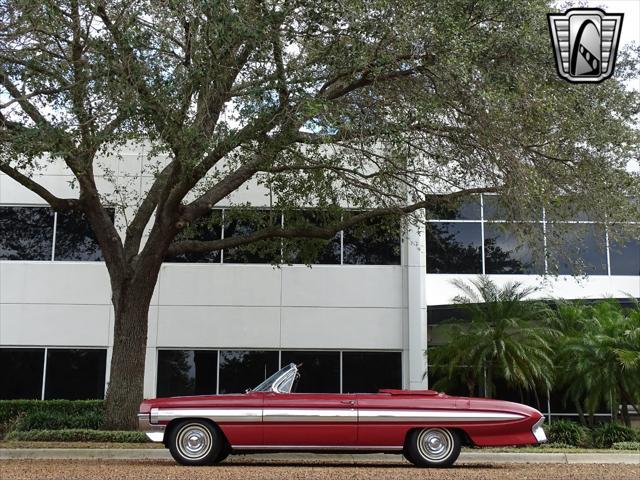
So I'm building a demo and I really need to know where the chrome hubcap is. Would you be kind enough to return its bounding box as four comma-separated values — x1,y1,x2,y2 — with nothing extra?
417,428,453,461
176,424,213,459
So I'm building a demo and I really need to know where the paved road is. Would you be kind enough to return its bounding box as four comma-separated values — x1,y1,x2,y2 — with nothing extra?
0,458,639,480
2,449,639,464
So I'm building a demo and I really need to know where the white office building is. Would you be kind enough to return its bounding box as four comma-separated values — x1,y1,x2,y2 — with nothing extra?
1,144,638,420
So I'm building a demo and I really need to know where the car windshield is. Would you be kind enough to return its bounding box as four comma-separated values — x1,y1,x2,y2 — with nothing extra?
251,364,295,392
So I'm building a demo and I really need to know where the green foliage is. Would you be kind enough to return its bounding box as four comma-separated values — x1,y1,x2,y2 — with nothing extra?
13,410,103,432
430,277,557,398
611,442,640,451
0,400,104,434
547,420,591,447
4,429,148,443
552,300,640,424
591,423,639,448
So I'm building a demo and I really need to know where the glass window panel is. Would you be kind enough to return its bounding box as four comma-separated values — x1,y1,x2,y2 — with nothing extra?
484,223,545,274
223,210,281,263
156,350,218,397
426,195,481,220
280,351,340,393
493,377,545,411
546,224,607,275
0,348,45,399
44,349,106,400
54,209,114,261
426,222,482,273
218,350,279,394
0,206,54,260
282,210,341,264
483,195,542,222
342,351,401,393
165,210,223,263
342,216,401,265
609,225,640,276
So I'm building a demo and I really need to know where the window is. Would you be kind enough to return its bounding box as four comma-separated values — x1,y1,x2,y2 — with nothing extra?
342,352,402,393
483,195,542,222
218,350,279,394
223,210,281,263
54,210,114,261
44,349,106,400
156,350,217,397
426,222,482,273
546,223,608,275
427,195,481,220
342,216,401,265
484,223,545,274
282,210,342,264
0,348,45,399
609,225,640,276
0,207,54,260
165,210,223,263
281,351,340,393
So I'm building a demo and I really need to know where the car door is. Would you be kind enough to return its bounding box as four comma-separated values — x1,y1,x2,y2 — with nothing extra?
262,392,357,447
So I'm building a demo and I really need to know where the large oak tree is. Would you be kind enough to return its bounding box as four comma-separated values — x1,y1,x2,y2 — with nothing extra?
1,0,638,428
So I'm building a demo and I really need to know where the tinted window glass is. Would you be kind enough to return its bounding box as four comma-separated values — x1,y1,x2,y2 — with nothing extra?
546,224,607,275
426,195,481,220
483,195,541,222
484,223,545,274
342,352,401,393
342,216,401,265
54,210,114,261
165,210,223,263
426,222,482,273
44,349,106,400
282,210,341,264
493,377,545,411
0,348,44,399
218,350,279,394
281,351,340,393
0,207,54,260
609,225,640,276
223,210,281,263
156,350,217,397
427,364,480,397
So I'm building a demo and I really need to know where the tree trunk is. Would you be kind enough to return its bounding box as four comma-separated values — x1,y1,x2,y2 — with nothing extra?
104,280,155,430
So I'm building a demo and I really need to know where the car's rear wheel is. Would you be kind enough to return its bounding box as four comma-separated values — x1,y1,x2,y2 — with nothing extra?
404,427,461,467
168,420,223,466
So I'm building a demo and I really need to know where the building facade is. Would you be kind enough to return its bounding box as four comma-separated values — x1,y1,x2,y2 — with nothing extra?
1,144,638,421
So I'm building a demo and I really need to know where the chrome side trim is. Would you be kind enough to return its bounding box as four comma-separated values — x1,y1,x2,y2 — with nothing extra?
263,408,356,423
232,444,403,451
138,413,166,443
532,417,547,443
358,409,525,422
155,408,262,423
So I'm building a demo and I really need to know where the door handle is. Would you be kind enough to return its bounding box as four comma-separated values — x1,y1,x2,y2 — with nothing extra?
340,400,356,405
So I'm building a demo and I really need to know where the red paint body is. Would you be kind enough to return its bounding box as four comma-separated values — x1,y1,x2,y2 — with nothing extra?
139,389,543,450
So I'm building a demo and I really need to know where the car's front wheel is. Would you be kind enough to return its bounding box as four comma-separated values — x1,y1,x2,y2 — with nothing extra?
168,420,224,466
404,427,461,467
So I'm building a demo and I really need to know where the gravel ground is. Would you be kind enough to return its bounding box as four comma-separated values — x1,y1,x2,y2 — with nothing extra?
1,459,638,480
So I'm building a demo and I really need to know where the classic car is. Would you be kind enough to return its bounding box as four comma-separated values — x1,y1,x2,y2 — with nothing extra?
138,363,546,467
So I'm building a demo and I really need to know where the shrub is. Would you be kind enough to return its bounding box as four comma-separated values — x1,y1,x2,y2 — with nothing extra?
14,410,103,431
4,429,148,443
611,441,640,450
0,400,103,425
547,420,590,447
591,423,638,448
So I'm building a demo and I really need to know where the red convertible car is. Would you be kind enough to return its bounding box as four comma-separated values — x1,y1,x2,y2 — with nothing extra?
139,363,546,467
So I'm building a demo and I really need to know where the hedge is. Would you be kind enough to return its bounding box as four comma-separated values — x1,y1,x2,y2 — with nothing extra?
591,423,639,448
0,400,104,425
612,441,640,450
547,420,591,447
4,429,148,443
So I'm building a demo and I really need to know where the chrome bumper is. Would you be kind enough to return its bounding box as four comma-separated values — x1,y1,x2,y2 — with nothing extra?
138,413,165,442
532,417,547,443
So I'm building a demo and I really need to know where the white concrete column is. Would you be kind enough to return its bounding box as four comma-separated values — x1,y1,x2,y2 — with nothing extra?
404,221,428,390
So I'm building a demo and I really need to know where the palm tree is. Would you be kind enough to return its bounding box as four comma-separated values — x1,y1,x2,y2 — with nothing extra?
553,299,640,426
429,277,557,400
